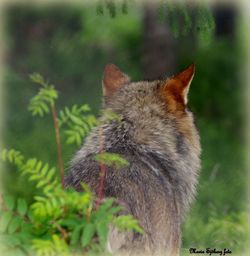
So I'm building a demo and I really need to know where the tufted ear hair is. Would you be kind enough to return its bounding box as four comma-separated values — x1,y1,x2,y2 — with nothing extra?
159,64,195,110
102,63,130,97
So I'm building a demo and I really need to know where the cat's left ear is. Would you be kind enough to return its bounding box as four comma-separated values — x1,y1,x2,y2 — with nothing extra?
160,64,195,109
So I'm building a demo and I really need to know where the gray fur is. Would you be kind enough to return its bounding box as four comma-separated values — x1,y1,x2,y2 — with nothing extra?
65,80,201,256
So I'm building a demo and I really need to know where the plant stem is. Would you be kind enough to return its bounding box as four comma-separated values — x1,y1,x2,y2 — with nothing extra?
54,222,68,241
51,103,64,188
96,127,106,209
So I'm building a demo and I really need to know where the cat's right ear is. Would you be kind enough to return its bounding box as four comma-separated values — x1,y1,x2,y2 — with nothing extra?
102,64,130,97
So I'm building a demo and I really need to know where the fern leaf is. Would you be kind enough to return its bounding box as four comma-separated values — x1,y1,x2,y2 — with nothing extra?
8,216,23,234
3,195,15,211
29,73,58,117
113,215,144,234
0,212,12,233
81,223,95,247
17,198,28,216
59,104,97,146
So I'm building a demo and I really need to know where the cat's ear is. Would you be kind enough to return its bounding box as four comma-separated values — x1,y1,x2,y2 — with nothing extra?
160,64,195,110
102,64,130,97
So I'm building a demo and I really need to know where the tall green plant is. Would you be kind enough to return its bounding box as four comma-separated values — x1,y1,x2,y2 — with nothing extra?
0,74,143,256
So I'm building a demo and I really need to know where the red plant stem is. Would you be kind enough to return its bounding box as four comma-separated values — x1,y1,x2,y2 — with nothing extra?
51,104,65,189
54,222,68,240
96,127,106,209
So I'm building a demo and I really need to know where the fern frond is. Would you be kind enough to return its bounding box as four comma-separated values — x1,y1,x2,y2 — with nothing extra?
100,108,122,123
94,152,129,169
29,73,47,86
29,73,58,117
1,149,24,167
58,104,97,146
32,234,69,256
31,189,91,220
31,195,62,220
1,149,60,194
0,195,32,254
112,215,144,234
21,159,60,194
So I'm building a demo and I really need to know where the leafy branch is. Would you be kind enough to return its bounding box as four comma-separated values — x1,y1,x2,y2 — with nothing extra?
0,73,144,255
29,73,64,188
1,149,60,195
94,152,129,170
58,104,97,146
1,149,143,255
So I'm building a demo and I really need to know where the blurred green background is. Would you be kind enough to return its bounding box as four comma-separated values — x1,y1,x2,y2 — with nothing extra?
2,2,247,254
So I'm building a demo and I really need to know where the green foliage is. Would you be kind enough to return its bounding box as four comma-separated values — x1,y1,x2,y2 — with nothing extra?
106,0,116,18
158,1,215,44
1,148,143,255
32,235,69,256
28,73,58,117
94,152,129,169
1,149,24,167
96,0,130,17
196,6,215,47
95,0,215,45
1,149,60,195
29,73,97,146
58,104,97,146
122,0,128,15
0,194,32,256
183,210,248,252
112,215,143,234
1,73,143,255
100,108,122,123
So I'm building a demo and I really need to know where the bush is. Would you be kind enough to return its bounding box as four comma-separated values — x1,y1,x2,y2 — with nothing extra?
0,74,143,256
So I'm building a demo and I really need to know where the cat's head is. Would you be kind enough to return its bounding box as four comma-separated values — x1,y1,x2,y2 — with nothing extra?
102,63,200,155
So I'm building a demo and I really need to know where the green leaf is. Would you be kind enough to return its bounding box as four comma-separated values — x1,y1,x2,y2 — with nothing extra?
60,218,81,229
45,167,56,183
94,152,129,169
96,222,108,247
0,233,23,247
0,212,13,232
35,161,43,172
66,136,76,145
95,198,114,217
29,73,46,86
81,223,96,247
39,102,49,113
75,132,82,146
41,163,49,177
17,198,28,216
69,115,84,126
71,226,82,246
29,74,58,117
80,104,90,112
106,206,122,216
3,195,15,211
113,215,144,234
8,216,22,234
36,179,48,188
29,174,39,181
